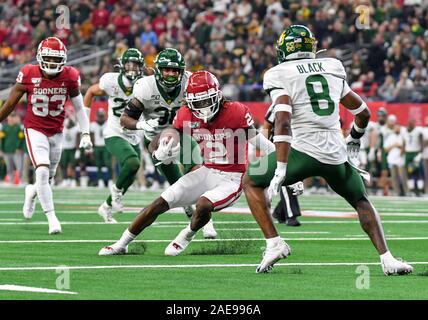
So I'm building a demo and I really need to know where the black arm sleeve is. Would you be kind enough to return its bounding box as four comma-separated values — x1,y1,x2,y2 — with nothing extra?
123,98,145,120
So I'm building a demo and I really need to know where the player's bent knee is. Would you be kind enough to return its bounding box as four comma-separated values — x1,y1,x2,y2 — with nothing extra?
35,165,50,185
196,197,214,214
124,156,140,173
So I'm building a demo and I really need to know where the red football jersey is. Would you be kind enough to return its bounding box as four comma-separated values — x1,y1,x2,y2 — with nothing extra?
173,101,254,173
16,64,80,136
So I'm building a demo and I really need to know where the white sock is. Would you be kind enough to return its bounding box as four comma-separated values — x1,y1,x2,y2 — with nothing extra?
380,251,394,262
45,210,57,221
266,236,281,248
116,229,136,248
184,225,197,239
35,166,54,213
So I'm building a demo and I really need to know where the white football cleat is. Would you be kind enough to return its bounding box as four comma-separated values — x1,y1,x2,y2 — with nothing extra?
202,219,217,239
381,257,413,276
99,244,128,256
110,184,124,213
98,201,117,224
256,239,291,273
165,228,194,256
23,184,37,219
48,215,62,235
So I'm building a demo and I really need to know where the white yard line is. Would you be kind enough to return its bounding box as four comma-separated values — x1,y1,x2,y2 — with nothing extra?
0,236,427,244
0,284,77,295
0,261,427,272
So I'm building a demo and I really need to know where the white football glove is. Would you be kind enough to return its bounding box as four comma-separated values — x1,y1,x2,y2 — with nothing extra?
288,181,304,196
153,137,180,164
267,162,287,203
345,135,360,158
79,133,93,150
136,118,159,132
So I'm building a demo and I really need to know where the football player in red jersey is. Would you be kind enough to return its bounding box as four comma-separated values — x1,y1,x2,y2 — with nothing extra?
0,37,93,234
99,71,290,268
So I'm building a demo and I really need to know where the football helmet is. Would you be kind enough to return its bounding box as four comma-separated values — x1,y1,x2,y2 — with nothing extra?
36,37,67,75
154,48,186,91
276,25,317,63
119,48,145,83
185,70,222,122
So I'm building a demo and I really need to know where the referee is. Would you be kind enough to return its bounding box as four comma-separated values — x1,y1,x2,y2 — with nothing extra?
264,105,302,226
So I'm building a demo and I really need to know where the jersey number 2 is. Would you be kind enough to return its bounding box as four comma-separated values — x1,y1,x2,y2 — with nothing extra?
305,74,335,116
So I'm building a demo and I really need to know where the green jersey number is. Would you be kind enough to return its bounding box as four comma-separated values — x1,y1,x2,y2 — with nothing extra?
305,74,335,116
155,106,180,126
112,97,129,117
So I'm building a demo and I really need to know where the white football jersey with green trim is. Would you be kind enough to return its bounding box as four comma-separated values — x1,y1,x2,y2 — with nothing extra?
263,58,351,165
133,71,191,141
99,72,140,145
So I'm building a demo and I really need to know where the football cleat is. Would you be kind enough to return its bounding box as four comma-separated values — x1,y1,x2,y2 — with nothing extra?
110,184,124,213
165,228,194,256
202,219,217,239
98,244,128,256
98,201,117,224
256,239,291,273
183,206,194,218
23,184,37,219
48,215,62,235
381,257,413,276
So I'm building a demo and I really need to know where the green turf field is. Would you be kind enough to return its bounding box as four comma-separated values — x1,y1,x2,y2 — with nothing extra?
0,186,427,300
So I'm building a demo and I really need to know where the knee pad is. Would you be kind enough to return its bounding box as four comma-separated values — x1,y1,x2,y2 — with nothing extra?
35,166,50,185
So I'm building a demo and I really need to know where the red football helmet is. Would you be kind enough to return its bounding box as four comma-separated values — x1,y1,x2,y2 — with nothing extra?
36,37,67,75
185,71,222,122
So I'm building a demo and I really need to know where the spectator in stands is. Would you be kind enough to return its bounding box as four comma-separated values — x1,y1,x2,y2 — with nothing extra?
91,1,110,30
393,71,414,102
60,116,79,188
377,75,397,102
361,71,379,100
384,123,407,196
140,22,158,46
112,8,131,37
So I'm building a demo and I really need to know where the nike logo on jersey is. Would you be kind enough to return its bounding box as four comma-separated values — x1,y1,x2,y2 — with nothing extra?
296,62,325,74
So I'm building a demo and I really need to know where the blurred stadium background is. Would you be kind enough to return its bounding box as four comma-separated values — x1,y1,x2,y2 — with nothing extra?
1,0,428,197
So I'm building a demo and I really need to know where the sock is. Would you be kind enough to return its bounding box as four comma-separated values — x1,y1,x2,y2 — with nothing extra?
266,236,281,248
380,251,394,262
45,210,57,222
185,225,197,239
116,229,136,248
35,166,55,213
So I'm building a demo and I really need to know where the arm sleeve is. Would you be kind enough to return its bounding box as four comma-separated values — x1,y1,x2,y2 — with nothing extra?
123,98,145,120
71,93,90,134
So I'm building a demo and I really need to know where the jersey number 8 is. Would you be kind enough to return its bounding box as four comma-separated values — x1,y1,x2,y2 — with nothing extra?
305,74,335,116
31,94,66,117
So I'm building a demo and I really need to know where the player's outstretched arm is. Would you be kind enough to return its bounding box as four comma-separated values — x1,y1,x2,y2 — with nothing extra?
266,95,293,202
84,83,106,109
120,98,158,132
0,83,26,122
70,87,92,150
341,90,371,158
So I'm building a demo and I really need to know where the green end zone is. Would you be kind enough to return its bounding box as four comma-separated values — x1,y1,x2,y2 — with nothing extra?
0,187,427,300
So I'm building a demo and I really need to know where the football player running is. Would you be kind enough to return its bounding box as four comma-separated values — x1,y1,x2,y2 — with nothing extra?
244,25,413,275
84,48,147,223
0,37,93,234
119,48,217,238
98,71,275,257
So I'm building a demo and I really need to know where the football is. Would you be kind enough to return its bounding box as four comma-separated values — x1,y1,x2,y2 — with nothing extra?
148,127,180,153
